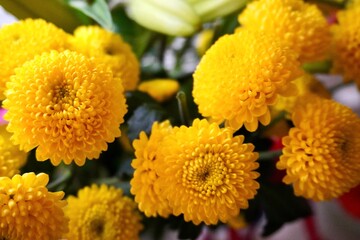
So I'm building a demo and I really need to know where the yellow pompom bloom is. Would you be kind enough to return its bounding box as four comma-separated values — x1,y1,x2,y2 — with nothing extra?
70,25,140,91
3,50,127,166
0,172,68,240
193,30,302,132
195,28,215,56
238,0,331,63
138,79,180,102
156,118,260,225
331,4,360,88
0,18,70,100
65,184,143,240
0,125,28,177
131,120,174,217
273,74,331,115
277,97,360,201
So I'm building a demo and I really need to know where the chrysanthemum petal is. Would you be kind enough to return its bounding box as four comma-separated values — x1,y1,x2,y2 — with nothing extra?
238,0,331,63
130,120,174,217
65,184,143,240
193,29,302,132
331,3,360,89
70,25,140,91
3,50,127,166
277,97,360,201
0,18,70,100
0,172,68,239
156,118,260,225
0,125,28,177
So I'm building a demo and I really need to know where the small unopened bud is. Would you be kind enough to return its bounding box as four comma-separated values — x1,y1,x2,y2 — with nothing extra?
187,0,247,22
126,0,200,36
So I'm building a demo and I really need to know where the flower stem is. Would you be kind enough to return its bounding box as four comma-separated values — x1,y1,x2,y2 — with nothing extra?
258,149,283,161
47,164,72,191
176,91,191,126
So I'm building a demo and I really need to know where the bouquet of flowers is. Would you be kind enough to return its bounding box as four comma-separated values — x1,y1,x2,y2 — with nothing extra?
0,0,359,239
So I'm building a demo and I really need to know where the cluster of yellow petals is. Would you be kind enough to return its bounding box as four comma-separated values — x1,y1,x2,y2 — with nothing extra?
131,120,174,217
238,0,331,63
273,74,331,115
0,125,28,177
193,29,302,132
331,3,360,89
155,118,259,225
0,172,68,240
0,18,70,100
277,97,360,201
3,50,127,166
65,184,143,240
70,25,140,91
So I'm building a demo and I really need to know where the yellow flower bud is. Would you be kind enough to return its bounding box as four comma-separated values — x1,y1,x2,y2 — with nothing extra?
195,28,214,56
138,78,180,102
126,0,200,36
187,0,247,22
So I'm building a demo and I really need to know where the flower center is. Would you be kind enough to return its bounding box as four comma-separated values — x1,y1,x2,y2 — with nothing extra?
198,168,210,182
0,234,10,240
11,33,20,42
55,85,69,100
105,45,116,56
340,139,348,153
90,219,105,237
182,145,229,199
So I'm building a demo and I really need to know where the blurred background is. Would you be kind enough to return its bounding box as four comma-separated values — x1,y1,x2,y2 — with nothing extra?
1,4,360,240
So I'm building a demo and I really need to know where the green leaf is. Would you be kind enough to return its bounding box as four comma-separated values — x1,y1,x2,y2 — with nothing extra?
302,60,332,74
213,10,242,41
0,0,89,32
21,150,55,175
259,183,312,237
125,90,158,120
126,103,168,141
68,0,114,30
47,164,72,191
115,152,134,178
111,6,153,58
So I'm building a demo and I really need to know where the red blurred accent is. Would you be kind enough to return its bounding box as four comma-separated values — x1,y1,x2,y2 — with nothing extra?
229,228,242,240
270,136,283,151
338,184,360,220
327,10,338,25
269,136,286,183
305,216,322,240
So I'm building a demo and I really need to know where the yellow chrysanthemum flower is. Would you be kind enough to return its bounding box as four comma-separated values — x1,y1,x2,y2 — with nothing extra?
0,124,28,177
70,25,140,91
3,50,127,166
131,120,174,217
331,4,360,88
238,0,331,63
193,29,302,132
273,74,331,115
65,184,143,240
138,79,180,102
0,172,68,240
156,118,260,225
277,97,360,201
0,18,70,100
